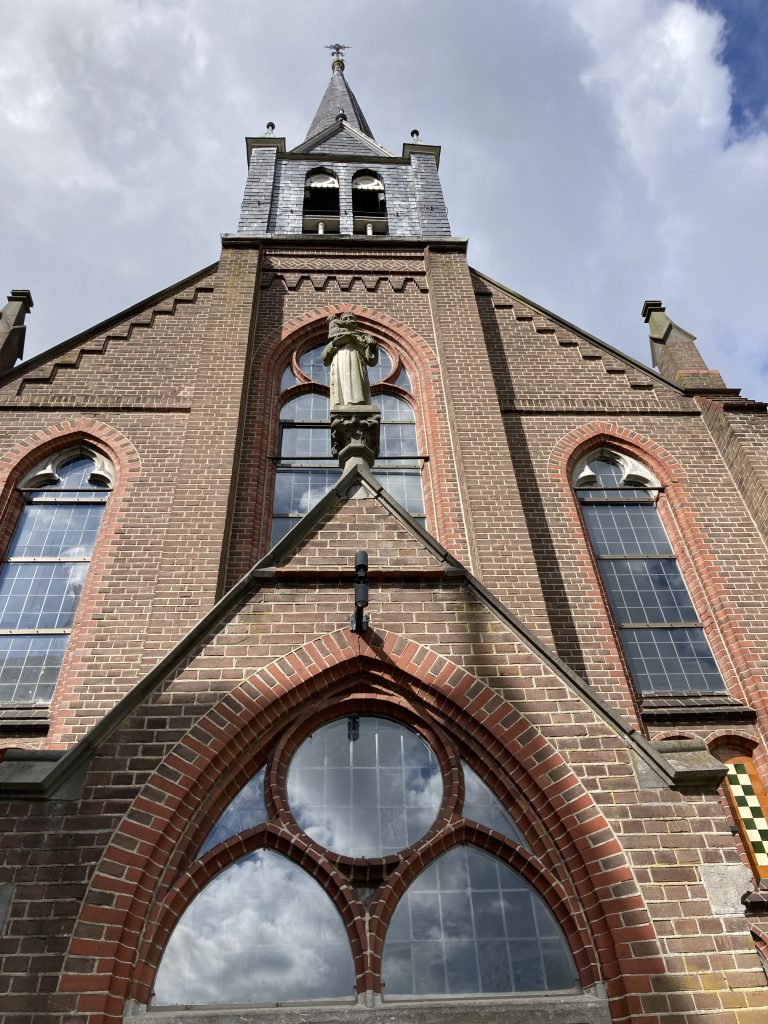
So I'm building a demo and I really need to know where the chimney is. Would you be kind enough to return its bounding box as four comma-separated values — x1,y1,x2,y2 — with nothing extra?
642,299,726,390
0,290,33,373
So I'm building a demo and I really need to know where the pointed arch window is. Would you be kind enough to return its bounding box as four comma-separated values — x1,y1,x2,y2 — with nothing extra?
152,710,579,1009
574,450,725,696
352,170,387,235
271,343,425,546
0,448,113,705
303,168,340,234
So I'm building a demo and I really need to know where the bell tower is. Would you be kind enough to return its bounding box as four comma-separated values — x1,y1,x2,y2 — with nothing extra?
236,46,451,239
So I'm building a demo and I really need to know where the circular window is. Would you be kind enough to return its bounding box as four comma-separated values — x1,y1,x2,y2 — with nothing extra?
286,716,442,858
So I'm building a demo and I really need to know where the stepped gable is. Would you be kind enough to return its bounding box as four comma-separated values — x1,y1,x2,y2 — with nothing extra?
471,269,694,412
0,266,216,408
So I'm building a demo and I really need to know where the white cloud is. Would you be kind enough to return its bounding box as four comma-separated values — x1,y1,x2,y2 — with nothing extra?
552,0,768,386
0,0,765,393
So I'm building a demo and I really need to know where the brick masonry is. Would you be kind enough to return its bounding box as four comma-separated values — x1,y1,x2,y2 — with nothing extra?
2,73,768,1023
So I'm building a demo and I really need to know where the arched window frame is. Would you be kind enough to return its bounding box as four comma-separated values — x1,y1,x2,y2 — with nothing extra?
150,697,582,1009
0,444,115,708
302,167,340,235
270,340,426,545
352,168,388,236
573,447,727,699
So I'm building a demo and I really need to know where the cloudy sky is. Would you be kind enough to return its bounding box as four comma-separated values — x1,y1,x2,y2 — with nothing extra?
1,1,766,396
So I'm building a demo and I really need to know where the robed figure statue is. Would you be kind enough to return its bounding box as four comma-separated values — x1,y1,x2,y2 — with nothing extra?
322,313,379,408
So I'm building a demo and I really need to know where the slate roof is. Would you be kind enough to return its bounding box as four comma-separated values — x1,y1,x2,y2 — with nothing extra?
305,65,374,141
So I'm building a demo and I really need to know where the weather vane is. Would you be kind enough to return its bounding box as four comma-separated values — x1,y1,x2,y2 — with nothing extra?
325,43,350,62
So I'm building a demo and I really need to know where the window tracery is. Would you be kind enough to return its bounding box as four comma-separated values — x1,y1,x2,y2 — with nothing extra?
574,450,725,695
152,709,578,1008
270,341,425,545
0,447,112,705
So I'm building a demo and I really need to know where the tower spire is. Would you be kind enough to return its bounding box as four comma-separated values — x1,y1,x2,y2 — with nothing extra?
304,45,374,141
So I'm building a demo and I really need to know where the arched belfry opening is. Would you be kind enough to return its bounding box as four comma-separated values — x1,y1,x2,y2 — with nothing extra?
303,168,340,234
352,170,387,235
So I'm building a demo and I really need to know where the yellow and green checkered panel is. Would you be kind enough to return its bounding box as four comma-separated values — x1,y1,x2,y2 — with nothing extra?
727,761,768,875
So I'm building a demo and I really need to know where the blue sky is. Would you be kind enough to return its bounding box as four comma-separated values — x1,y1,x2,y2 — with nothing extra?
1,0,767,397
705,0,768,131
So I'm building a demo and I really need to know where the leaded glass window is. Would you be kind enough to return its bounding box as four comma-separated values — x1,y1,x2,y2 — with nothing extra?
382,847,576,996
271,391,339,546
0,450,112,705
287,716,442,857
153,849,356,1006
155,711,578,1009
575,452,725,695
271,342,425,544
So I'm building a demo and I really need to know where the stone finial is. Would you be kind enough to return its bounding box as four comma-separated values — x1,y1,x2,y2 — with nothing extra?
641,298,726,391
322,313,381,472
0,289,33,373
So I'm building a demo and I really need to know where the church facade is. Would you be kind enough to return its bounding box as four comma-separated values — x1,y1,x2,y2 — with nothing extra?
1,51,768,1023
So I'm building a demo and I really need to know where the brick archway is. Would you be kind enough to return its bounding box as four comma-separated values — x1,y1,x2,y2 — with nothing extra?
549,419,761,718
229,303,465,578
0,419,141,749
59,627,661,1021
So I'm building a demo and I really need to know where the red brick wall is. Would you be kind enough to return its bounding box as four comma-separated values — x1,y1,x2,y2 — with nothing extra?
1,239,768,1020
1,497,764,1021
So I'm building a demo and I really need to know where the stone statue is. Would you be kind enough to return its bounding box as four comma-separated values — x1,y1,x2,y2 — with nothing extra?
322,312,378,409
322,313,381,470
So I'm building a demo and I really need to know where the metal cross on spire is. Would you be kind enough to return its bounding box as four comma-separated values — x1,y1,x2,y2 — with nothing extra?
325,43,350,61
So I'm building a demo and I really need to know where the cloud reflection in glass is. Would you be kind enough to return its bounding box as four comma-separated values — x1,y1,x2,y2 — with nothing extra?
461,762,530,849
197,766,267,858
382,847,577,997
287,717,443,858
152,849,355,1007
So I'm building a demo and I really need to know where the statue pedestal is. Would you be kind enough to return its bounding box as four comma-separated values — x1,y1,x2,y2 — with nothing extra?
331,404,380,471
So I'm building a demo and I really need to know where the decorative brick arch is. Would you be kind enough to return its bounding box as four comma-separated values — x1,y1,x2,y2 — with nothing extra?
239,303,462,567
548,420,761,718
0,419,141,749
0,416,141,510
60,628,662,1022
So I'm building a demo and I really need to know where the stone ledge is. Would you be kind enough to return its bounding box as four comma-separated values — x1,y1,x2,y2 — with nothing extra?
633,738,727,791
0,704,49,735
640,692,755,726
125,991,610,1024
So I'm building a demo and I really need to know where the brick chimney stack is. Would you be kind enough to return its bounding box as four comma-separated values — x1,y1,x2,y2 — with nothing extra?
642,299,726,390
0,290,33,373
